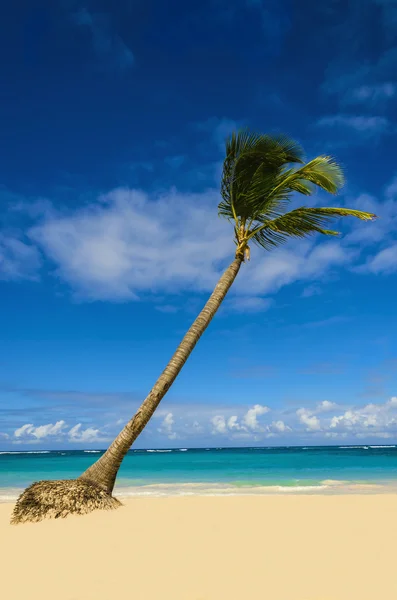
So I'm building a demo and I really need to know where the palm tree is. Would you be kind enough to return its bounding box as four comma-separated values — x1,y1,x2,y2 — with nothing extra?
11,130,376,523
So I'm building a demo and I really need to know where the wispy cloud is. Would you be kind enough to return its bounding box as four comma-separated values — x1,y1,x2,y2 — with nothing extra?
68,423,107,443
344,83,396,106
346,175,397,274
359,244,397,275
0,233,41,281
73,8,134,71
316,115,390,136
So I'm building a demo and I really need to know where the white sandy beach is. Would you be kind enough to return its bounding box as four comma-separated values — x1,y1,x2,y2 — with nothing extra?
1,494,396,600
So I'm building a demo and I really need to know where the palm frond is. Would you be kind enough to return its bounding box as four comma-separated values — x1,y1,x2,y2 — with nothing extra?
250,207,376,249
268,156,345,201
220,130,305,222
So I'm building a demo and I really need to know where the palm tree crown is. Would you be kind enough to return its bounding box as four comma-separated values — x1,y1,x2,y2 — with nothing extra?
219,130,376,261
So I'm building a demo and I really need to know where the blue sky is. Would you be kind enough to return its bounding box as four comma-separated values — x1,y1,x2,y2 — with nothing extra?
1,0,397,450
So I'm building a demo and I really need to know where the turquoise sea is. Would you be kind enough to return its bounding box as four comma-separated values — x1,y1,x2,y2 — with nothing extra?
1,445,397,500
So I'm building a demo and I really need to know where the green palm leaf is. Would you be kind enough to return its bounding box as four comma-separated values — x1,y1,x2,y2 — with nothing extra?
250,207,376,250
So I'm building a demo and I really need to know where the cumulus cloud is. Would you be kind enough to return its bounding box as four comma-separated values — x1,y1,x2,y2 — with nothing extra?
296,408,321,432
211,405,270,436
68,423,106,443
157,412,177,440
14,421,66,440
211,415,228,435
329,397,397,434
271,420,291,433
12,421,107,444
242,404,270,431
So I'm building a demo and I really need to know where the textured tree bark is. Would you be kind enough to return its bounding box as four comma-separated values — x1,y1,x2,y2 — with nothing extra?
79,256,244,494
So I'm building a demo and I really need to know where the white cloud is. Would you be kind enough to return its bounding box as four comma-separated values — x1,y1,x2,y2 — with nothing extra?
271,420,291,433
330,410,360,429
344,188,397,246
227,416,242,430
32,421,66,439
361,244,397,274
14,421,66,440
68,423,106,443
211,405,270,436
29,188,232,301
211,415,228,435
12,421,106,444
157,412,177,440
296,408,321,431
14,424,34,438
344,179,397,272
329,398,397,434
243,404,270,431
236,240,353,299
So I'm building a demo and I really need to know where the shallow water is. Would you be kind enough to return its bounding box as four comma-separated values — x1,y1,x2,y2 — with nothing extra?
1,445,397,501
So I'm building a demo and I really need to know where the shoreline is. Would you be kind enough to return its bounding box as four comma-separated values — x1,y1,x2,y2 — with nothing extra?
2,478,397,502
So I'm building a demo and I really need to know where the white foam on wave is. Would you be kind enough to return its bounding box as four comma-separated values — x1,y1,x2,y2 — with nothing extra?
146,449,172,453
114,482,331,499
0,451,51,455
0,488,24,502
338,446,368,449
179,449,188,452
369,445,396,448
84,450,101,453
276,485,327,492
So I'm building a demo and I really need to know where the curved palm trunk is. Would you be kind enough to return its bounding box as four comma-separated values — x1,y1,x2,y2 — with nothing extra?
79,255,244,494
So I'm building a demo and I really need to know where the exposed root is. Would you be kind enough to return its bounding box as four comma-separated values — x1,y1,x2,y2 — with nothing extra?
11,479,122,524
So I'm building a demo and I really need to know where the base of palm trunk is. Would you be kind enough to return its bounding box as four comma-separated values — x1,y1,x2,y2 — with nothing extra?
10,479,122,524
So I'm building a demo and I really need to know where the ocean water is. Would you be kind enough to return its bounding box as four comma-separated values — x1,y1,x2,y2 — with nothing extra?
1,445,397,501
